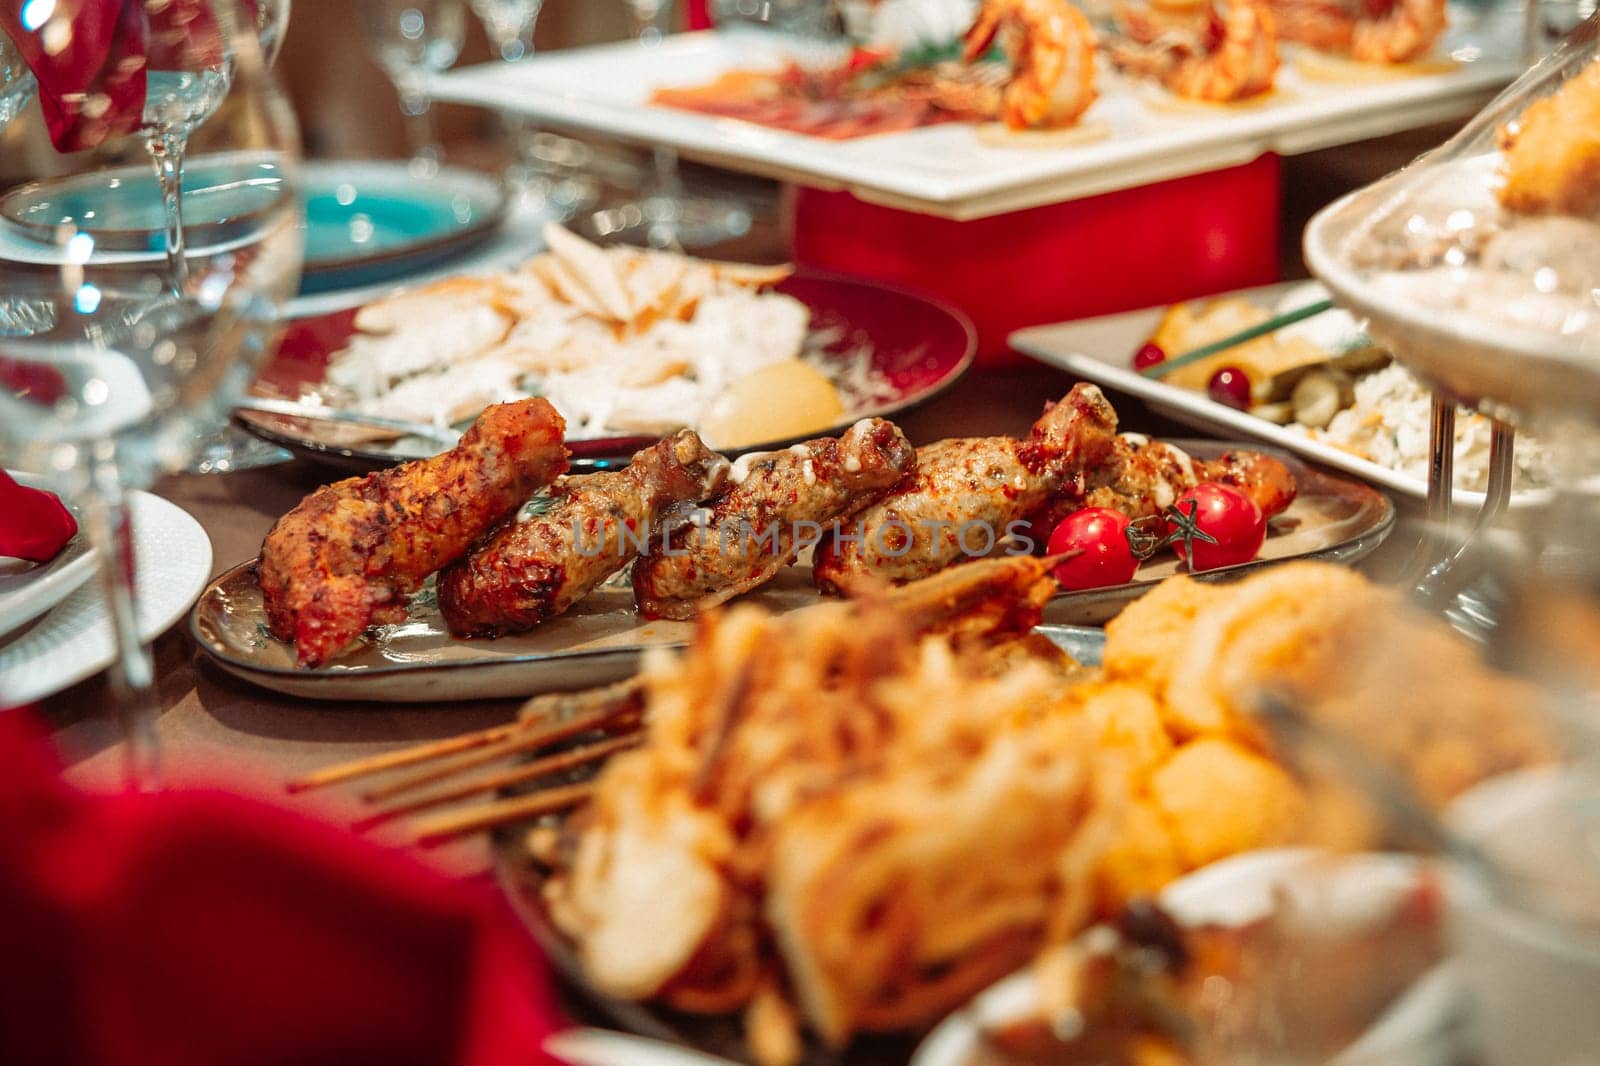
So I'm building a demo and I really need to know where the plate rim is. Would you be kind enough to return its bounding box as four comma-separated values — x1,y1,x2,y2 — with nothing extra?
0,489,212,706
0,471,96,639
297,159,511,279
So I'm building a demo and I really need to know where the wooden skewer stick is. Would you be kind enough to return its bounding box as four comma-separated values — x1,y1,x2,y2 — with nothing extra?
361,707,642,804
412,782,595,847
356,734,641,829
286,721,523,793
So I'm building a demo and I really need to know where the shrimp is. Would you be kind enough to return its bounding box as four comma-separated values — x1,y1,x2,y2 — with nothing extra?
962,0,1099,129
1272,0,1447,63
1111,0,1279,102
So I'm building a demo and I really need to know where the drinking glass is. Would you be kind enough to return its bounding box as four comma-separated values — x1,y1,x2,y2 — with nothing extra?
592,0,750,249
365,0,467,177
0,3,305,785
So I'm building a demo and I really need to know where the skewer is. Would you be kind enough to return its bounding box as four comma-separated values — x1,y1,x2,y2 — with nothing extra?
355,734,641,829
412,782,595,846
362,706,641,803
286,720,524,793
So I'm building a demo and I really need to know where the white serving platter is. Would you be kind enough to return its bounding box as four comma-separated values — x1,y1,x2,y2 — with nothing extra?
1010,281,1554,506
426,16,1524,221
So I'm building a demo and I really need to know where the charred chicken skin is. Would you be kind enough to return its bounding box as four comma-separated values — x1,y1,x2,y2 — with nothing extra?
633,418,917,620
439,430,729,637
257,398,568,667
812,383,1120,595
1072,435,1298,521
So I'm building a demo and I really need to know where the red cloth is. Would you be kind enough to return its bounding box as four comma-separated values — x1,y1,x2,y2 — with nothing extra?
0,711,568,1066
0,0,243,151
0,469,78,563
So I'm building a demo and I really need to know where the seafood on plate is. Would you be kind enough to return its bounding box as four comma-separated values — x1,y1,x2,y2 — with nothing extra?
651,0,1098,136
1109,0,1281,102
522,560,1551,1063
1270,0,1448,64
438,430,729,638
812,383,1121,595
299,224,884,448
632,418,917,621
255,398,568,666
962,0,1100,129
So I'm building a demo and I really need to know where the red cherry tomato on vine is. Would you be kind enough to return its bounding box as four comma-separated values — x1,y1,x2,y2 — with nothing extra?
1046,508,1139,590
1167,482,1265,571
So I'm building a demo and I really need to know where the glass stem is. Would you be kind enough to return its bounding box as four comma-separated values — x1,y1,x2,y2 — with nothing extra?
399,82,442,172
146,129,189,292
82,449,160,790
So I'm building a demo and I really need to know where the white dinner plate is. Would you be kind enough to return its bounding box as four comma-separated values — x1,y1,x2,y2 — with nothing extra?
426,14,1521,221
0,490,212,706
1010,281,1553,507
0,472,96,640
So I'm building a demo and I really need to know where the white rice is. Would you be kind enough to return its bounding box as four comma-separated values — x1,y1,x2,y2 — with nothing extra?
1287,363,1552,492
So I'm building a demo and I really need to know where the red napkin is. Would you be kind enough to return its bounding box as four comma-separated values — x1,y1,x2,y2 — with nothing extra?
0,469,78,563
0,711,568,1066
0,0,241,152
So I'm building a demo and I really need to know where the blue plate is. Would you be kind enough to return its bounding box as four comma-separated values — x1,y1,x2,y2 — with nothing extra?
297,160,509,294
0,157,509,295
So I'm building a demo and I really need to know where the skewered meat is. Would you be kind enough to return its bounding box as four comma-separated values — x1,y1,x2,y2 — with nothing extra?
257,398,568,667
632,418,916,620
438,430,728,637
811,384,1120,595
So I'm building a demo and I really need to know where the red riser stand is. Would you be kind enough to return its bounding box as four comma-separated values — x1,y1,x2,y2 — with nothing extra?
788,153,1283,367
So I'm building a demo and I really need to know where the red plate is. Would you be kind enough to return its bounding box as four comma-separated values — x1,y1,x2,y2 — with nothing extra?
239,269,977,473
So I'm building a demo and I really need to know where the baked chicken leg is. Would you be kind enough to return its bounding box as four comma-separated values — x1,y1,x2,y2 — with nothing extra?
257,398,568,667
438,430,728,637
812,383,1120,594
633,418,916,620
1075,435,1298,521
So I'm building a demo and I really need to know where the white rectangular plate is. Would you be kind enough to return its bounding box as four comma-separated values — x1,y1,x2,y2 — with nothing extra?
426,17,1522,220
1009,281,1550,506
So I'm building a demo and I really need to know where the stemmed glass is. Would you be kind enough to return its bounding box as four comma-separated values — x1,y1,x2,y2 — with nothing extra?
592,0,750,249
365,0,467,177
0,3,304,785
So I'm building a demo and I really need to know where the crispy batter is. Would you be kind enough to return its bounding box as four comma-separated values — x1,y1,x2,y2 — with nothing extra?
256,398,567,666
539,560,1552,1061
1498,57,1600,218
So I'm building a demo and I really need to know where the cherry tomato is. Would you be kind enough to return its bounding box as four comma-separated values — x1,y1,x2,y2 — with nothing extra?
1207,366,1252,410
1167,482,1265,571
1047,508,1139,590
1132,342,1166,371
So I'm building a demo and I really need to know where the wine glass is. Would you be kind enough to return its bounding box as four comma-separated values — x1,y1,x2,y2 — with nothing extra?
592,0,750,250
365,0,467,178
472,0,540,61
0,3,304,785
257,0,294,65
0,27,33,129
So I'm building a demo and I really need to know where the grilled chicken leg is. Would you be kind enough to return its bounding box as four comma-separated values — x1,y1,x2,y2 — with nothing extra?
812,383,1120,594
633,418,916,620
257,398,568,667
439,430,728,637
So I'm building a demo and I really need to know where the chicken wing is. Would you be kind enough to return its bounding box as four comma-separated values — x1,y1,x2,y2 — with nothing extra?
257,398,568,667
438,430,728,637
633,418,916,620
1073,435,1298,521
811,384,1120,595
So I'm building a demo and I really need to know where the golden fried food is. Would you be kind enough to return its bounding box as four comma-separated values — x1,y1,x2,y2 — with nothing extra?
257,398,568,666
534,559,1551,1062
1498,57,1600,218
